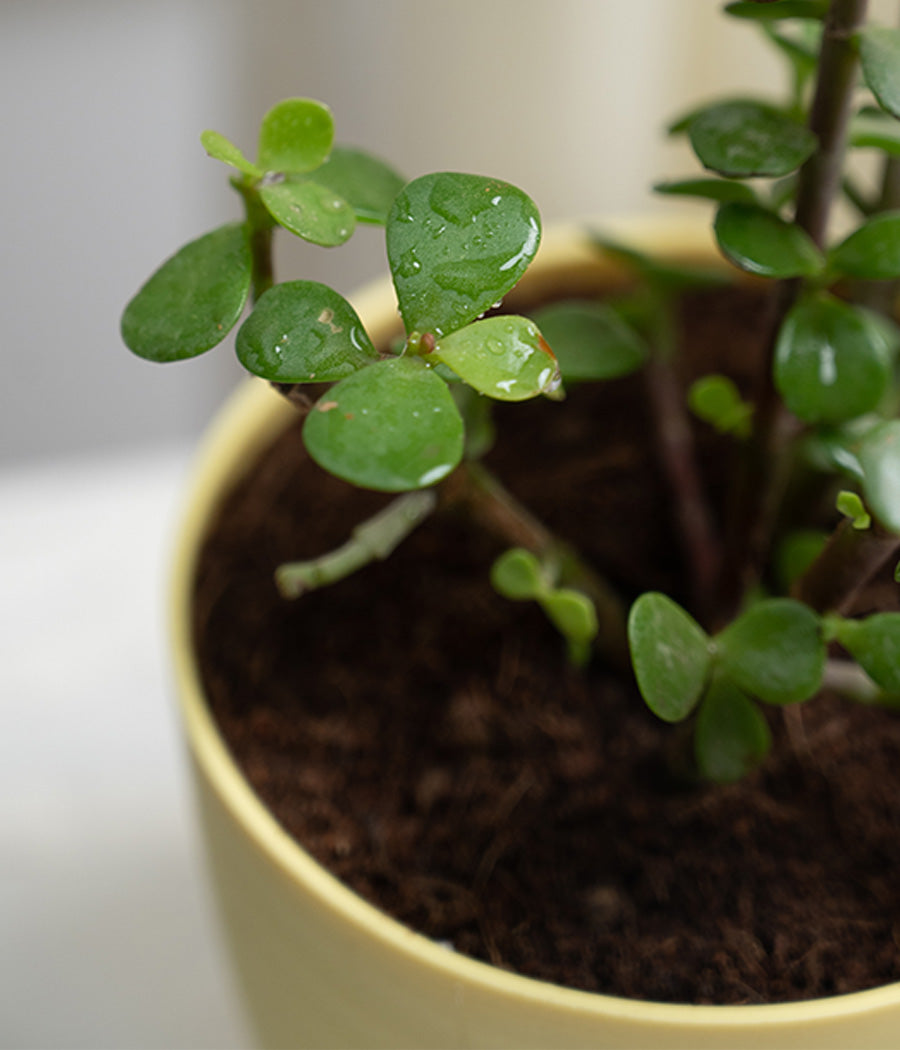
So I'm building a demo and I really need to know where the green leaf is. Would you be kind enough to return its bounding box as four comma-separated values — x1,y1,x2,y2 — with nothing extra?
302,356,463,492
724,0,828,20
531,301,648,382
591,235,731,293
858,421,900,533
836,490,871,530
235,280,377,383
689,101,817,178
694,678,772,783
761,21,821,78
260,178,355,246
716,598,824,705
432,316,560,401
257,98,334,174
833,614,900,694
859,26,900,120
774,294,893,424
490,548,544,600
628,592,712,723
714,202,825,277
830,211,900,280
312,147,405,224
200,130,263,178
774,529,828,591
849,109,900,157
387,172,541,337
688,374,753,438
542,589,599,645
121,223,251,362
654,178,758,205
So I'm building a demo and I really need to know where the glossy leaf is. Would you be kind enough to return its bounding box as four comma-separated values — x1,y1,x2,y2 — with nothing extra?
432,316,560,401
257,98,334,174
542,589,599,645
689,101,817,178
774,294,893,424
859,26,900,120
628,592,712,723
312,147,405,224
716,599,824,706
387,172,541,337
849,109,900,157
491,548,544,600
694,678,772,784
531,301,648,382
834,613,900,694
830,211,900,280
714,202,825,278
724,0,828,20
200,130,262,178
654,178,758,205
858,421,900,533
235,280,377,383
260,178,355,246
302,356,463,492
121,223,251,362
688,374,753,438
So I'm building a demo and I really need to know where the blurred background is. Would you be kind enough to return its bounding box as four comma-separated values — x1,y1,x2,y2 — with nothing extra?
0,1,854,1046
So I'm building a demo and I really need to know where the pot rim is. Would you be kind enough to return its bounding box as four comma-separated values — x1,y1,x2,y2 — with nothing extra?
171,217,900,1029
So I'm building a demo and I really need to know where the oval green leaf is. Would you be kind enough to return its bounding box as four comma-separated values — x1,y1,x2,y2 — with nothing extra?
860,26,900,120
387,172,541,337
121,223,251,362
834,613,900,694
312,147,405,224
491,548,544,600
628,592,712,723
654,178,758,205
694,678,772,784
200,129,263,178
432,316,560,401
260,178,355,246
715,202,825,278
774,294,893,425
859,421,900,533
830,211,900,280
688,374,753,438
257,98,334,174
542,589,599,645
531,301,648,383
302,356,463,492
716,598,824,706
235,280,377,383
689,101,817,178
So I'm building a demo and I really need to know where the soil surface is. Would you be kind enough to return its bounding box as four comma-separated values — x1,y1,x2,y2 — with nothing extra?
193,285,900,1005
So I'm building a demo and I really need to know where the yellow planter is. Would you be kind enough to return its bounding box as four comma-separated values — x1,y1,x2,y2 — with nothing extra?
171,222,900,1049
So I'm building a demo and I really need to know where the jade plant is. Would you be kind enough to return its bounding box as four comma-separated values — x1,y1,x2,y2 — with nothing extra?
123,0,900,785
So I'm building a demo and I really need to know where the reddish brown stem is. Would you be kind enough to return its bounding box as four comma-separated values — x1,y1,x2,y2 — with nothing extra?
792,521,900,614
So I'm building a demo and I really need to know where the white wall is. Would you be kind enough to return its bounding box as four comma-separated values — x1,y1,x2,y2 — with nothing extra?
0,1,808,466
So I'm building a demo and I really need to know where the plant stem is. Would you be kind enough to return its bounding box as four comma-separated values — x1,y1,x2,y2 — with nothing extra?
792,519,900,613
276,490,438,598
441,461,630,669
720,0,868,613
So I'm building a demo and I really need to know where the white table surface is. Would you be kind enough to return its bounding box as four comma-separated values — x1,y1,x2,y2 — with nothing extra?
1,447,252,1049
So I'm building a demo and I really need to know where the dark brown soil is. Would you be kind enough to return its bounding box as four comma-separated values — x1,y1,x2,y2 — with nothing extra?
193,284,900,1005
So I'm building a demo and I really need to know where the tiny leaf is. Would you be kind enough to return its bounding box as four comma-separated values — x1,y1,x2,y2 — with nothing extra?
257,98,334,174
531,301,648,382
688,374,753,438
836,490,871,530
689,101,817,178
491,548,544,600
200,130,263,178
859,26,900,120
235,280,377,383
716,598,824,706
302,356,463,492
654,178,758,205
774,294,893,424
628,592,712,723
694,678,772,783
121,223,251,362
833,613,900,694
260,178,356,246
312,147,405,224
432,316,561,401
714,202,825,277
858,421,900,533
541,589,599,645
830,211,900,280
387,172,541,337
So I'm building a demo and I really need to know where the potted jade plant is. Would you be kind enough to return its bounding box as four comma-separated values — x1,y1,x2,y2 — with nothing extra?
123,1,900,1046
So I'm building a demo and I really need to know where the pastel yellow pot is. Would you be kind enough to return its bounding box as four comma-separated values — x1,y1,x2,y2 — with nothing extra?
171,222,900,1049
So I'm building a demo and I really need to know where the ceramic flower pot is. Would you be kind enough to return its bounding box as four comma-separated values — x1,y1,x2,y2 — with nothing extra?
171,221,900,1049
